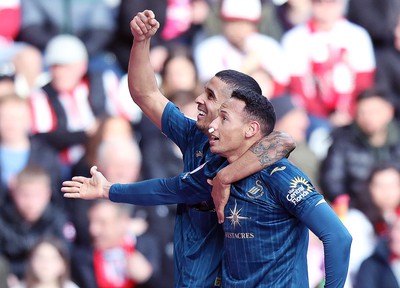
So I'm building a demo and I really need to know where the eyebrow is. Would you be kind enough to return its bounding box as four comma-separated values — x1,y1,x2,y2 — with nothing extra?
204,86,217,100
219,104,230,115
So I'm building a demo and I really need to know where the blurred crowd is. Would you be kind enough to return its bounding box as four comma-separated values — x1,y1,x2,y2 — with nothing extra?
0,0,400,287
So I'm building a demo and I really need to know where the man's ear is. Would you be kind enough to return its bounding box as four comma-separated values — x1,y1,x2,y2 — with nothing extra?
245,121,260,138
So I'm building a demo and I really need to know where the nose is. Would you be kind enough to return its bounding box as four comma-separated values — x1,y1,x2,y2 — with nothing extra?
195,91,207,105
209,119,217,132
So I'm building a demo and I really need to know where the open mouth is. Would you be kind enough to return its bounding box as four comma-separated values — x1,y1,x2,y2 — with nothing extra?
197,109,206,117
209,134,219,145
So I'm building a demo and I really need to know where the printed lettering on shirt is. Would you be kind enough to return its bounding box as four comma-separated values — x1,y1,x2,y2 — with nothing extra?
246,180,264,199
225,232,255,239
286,176,313,206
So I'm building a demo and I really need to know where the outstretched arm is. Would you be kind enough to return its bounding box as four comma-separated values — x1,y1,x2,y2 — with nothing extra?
128,10,169,129
61,166,112,199
303,201,352,288
211,130,296,223
62,166,212,205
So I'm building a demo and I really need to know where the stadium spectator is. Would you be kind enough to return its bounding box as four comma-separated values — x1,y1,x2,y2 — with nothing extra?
281,0,376,157
0,166,74,281
347,0,400,117
0,0,42,96
0,94,62,206
18,0,119,74
194,0,289,97
29,35,139,180
15,237,79,288
72,199,155,288
320,88,400,217
355,208,400,288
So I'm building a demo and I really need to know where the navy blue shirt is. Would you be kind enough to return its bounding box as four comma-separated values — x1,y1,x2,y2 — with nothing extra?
110,102,352,287
221,158,351,287
112,102,224,287
110,157,352,287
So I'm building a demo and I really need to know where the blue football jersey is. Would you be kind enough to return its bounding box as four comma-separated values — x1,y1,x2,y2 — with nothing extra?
222,158,323,287
162,102,224,288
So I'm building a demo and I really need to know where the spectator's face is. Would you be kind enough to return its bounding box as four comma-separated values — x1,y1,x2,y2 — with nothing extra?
275,108,310,143
356,97,394,135
101,117,134,141
163,56,197,95
248,69,274,99
311,0,345,27
88,202,128,250
50,61,88,92
0,99,31,143
223,20,257,50
369,168,400,213
208,98,253,162
98,141,141,184
12,180,51,223
194,77,231,132
101,152,141,184
30,242,66,283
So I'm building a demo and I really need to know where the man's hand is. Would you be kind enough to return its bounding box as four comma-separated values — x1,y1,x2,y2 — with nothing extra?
209,174,231,224
130,10,160,42
61,166,111,199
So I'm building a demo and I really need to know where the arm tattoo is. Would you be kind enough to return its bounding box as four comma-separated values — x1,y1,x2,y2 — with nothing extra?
249,131,296,168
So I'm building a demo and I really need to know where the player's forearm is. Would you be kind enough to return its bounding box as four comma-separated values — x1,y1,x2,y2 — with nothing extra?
128,39,159,105
110,174,212,205
216,131,296,184
306,203,352,288
109,177,190,205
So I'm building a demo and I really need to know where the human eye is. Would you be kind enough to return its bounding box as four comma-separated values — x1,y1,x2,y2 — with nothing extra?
205,89,216,101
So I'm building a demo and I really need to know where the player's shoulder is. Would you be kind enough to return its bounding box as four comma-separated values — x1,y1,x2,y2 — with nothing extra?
162,101,205,145
164,102,197,129
261,158,304,180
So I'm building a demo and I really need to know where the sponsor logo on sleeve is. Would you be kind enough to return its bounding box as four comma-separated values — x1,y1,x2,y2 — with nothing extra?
286,176,313,206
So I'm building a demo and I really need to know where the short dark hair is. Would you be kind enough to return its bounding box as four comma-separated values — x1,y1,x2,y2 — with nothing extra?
367,161,400,184
356,87,397,107
25,236,71,287
231,88,276,135
215,70,262,94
